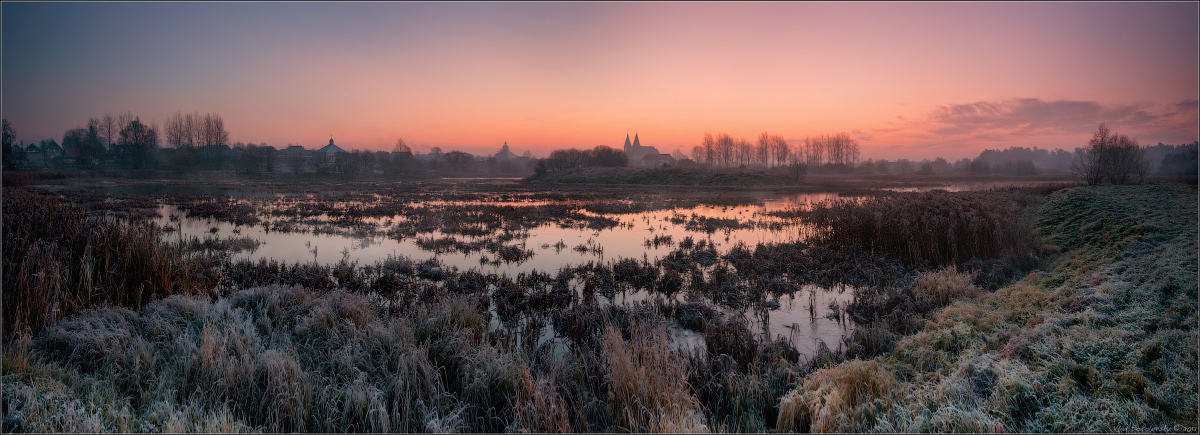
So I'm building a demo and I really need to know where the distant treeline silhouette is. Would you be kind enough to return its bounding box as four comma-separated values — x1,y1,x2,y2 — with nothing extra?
3,116,1195,181
1,115,536,178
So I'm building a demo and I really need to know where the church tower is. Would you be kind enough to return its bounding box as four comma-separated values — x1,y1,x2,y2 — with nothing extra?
633,133,641,148
623,133,632,153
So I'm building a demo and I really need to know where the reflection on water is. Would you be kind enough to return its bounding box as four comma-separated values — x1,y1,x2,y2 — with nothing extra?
156,190,860,355
153,182,1047,358
156,191,844,273
883,180,1056,192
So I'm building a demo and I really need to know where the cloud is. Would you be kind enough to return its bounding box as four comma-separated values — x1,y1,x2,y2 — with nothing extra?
926,98,1123,136
863,98,1199,159
921,98,1199,142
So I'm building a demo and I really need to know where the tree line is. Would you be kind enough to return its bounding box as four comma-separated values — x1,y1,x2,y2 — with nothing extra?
3,113,163,171
4,115,1192,183
1,115,536,178
534,146,629,173
689,131,862,170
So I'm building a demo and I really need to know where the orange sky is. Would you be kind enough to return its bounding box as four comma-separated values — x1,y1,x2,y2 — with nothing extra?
4,2,1197,160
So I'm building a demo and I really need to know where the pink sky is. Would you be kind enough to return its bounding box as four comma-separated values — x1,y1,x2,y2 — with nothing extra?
3,2,1197,160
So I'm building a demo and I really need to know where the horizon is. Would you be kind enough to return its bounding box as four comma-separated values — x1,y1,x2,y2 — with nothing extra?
3,2,1198,161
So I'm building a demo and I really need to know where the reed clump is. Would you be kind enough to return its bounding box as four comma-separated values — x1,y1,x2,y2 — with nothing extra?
776,359,897,433
796,189,1038,267
912,266,981,306
602,324,709,433
2,189,189,340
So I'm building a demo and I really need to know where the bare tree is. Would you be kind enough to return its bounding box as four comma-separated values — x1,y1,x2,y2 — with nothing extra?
770,135,789,168
691,145,705,164
116,112,136,133
100,113,117,150
393,137,411,153
164,112,189,148
202,113,229,148
1106,133,1148,184
756,132,771,167
716,133,735,168
701,132,715,167
803,135,824,167
735,138,753,167
1072,123,1149,185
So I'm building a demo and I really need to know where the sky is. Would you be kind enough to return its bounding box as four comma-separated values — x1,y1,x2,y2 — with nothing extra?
3,2,1197,160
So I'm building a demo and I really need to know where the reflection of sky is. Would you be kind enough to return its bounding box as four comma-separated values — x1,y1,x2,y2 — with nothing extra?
156,184,1024,359
162,190,860,357
161,191,845,273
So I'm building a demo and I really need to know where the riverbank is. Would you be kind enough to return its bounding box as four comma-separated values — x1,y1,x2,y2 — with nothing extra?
778,184,1198,432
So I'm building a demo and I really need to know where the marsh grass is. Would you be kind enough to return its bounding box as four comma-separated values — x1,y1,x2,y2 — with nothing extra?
795,189,1038,267
2,189,189,340
11,181,1182,433
778,184,1198,433
602,324,709,432
5,286,730,433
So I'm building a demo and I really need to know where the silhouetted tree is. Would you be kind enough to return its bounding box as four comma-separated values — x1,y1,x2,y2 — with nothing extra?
443,150,475,173
99,113,118,151
769,134,789,168
118,118,158,170
545,148,586,172
586,145,628,167
701,133,716,167
387,139,415,176
1072,123,1148,185
716,133,735,168
1159,142,1198,178
62,127,104,169
2,119,14,167
237,144,276,175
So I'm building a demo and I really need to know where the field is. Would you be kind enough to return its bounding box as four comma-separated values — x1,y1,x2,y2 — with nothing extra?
1,174,1195,433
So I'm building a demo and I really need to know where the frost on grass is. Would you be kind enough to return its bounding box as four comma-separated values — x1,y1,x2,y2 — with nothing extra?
778,184,1198,433
3,282,723,433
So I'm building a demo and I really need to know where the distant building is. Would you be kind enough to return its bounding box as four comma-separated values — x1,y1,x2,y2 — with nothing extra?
21,144,40,166
623,133,662,166
317,137,346,164
41,141,64,159
495,141,518,160
489,141,534,176
282,145,307,156
641,153,676,167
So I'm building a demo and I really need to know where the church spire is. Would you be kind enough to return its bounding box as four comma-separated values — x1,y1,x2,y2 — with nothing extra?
624,133,632,149
632,133,641,148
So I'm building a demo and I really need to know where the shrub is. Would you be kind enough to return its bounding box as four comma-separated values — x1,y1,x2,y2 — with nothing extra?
913,267,981,306
776,359,897,433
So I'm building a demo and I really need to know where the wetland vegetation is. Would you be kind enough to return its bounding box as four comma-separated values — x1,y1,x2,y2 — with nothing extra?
1,172,1195,433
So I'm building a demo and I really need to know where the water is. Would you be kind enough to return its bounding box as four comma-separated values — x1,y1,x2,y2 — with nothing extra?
155,191,844,273
150,181,1049,357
